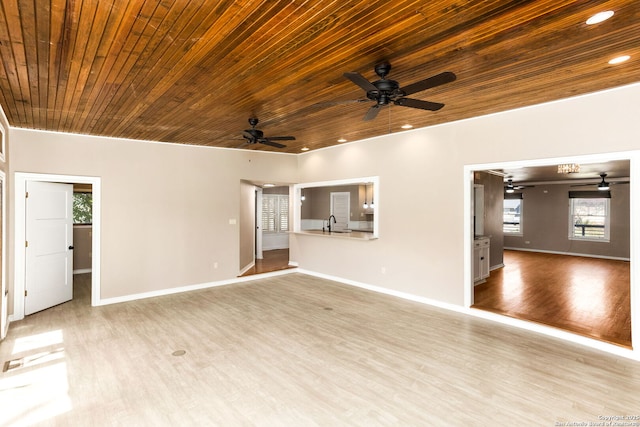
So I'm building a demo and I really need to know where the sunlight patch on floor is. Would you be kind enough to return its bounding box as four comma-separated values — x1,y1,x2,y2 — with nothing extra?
0,329,72,425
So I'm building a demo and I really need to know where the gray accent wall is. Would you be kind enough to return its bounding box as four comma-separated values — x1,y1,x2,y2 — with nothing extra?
504,183,630,259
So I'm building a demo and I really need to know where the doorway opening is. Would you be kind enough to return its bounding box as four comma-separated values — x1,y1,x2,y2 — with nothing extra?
239,181,293,277
14,173,101,321
465,153,639,354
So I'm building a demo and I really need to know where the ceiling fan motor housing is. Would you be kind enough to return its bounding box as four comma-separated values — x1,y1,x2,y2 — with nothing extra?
368,79,401,105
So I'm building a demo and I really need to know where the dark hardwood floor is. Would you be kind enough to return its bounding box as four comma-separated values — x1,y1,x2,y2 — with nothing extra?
473,250,631,348
241,249,293,277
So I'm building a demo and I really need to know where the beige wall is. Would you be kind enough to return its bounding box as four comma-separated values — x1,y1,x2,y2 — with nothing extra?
4,82,640,309
293,83,640,306
8,131,298,300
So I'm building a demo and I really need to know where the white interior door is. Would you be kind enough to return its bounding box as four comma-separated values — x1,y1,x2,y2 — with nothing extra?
330,192,350,230
25,182,74,315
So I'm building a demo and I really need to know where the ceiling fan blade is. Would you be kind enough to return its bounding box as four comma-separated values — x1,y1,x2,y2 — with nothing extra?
395,97,445,111
266,136,296,141
363,105,381,121
344,72,378,93
401,71,457,96
260,139,286,149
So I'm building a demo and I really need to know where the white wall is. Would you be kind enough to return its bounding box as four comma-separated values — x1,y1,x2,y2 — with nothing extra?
292,83,640,306
9,130,298,301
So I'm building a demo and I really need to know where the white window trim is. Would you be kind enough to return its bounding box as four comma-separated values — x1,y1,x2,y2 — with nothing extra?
568,197,611,242
503,198,523,236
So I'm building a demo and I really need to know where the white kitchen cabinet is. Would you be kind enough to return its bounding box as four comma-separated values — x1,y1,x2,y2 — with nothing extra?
473,237,490,283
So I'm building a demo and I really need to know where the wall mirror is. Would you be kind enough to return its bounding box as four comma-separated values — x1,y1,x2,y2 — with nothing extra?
293,176,379,238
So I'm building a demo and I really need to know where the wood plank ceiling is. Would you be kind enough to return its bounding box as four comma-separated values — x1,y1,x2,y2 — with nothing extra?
0,0,638,153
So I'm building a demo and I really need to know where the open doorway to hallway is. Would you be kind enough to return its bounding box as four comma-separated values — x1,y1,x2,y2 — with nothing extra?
241,249,293,276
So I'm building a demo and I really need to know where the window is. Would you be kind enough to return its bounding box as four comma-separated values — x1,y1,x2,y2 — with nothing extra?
568,193,610,241
73,192,92,224
262,194,288,233
503,196,522,235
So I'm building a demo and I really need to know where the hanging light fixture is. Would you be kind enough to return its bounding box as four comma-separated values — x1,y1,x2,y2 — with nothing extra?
557,163,580,174
363,183,369,209
301,189,305,201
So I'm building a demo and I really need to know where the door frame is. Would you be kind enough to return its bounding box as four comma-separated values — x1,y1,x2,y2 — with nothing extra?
13,172,101,321
0,170,6,339
463,151,639,358
255,187,263,260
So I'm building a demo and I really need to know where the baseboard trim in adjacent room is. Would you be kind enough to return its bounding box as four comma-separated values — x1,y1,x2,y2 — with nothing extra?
73,268,92,275
238,262,255,277
503,247,630,262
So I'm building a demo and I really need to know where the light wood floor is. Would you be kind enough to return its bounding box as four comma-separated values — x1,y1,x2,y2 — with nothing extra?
1,273,639,425
473,250,631,348
241,249,293,277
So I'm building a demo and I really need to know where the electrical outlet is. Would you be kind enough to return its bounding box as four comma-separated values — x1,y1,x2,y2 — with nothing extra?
214,262,218,269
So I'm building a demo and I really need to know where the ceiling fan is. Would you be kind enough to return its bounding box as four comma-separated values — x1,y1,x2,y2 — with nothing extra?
240,118,295,149
571,173,628,190
504,178,531,193
343,62,456,121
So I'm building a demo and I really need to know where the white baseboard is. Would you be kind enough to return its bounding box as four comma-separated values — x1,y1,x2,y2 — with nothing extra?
490,263,505,271
73,268,92,275
92,265,638,361
96,268,299,307
238,262,255,277
296,269,468,315
295,268,638,362
504,247,630,261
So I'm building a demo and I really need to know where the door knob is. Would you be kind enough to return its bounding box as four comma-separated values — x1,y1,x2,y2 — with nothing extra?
68,246,74,250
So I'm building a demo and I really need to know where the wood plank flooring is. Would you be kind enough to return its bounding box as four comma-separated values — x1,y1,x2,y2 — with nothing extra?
241,249,293,277
1,272,639,425
473,250,631,348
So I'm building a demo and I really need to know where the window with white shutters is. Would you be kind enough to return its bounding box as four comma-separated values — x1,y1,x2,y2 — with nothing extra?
262,194,289,233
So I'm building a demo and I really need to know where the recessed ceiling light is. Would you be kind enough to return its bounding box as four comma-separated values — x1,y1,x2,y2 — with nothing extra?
609,55,630,65
301,147,309,151
401,124,413,129
337,138,347,143
263,183,275,188
586,11,614,25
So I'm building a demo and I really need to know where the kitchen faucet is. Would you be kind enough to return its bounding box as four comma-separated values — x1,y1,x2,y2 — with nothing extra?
327,215,336,232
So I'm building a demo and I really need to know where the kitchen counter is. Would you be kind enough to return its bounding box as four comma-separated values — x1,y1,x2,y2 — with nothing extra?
294,229,377,240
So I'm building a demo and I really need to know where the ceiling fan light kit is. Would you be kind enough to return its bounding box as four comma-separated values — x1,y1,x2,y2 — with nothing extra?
343,62,456,121
598,173,610,190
